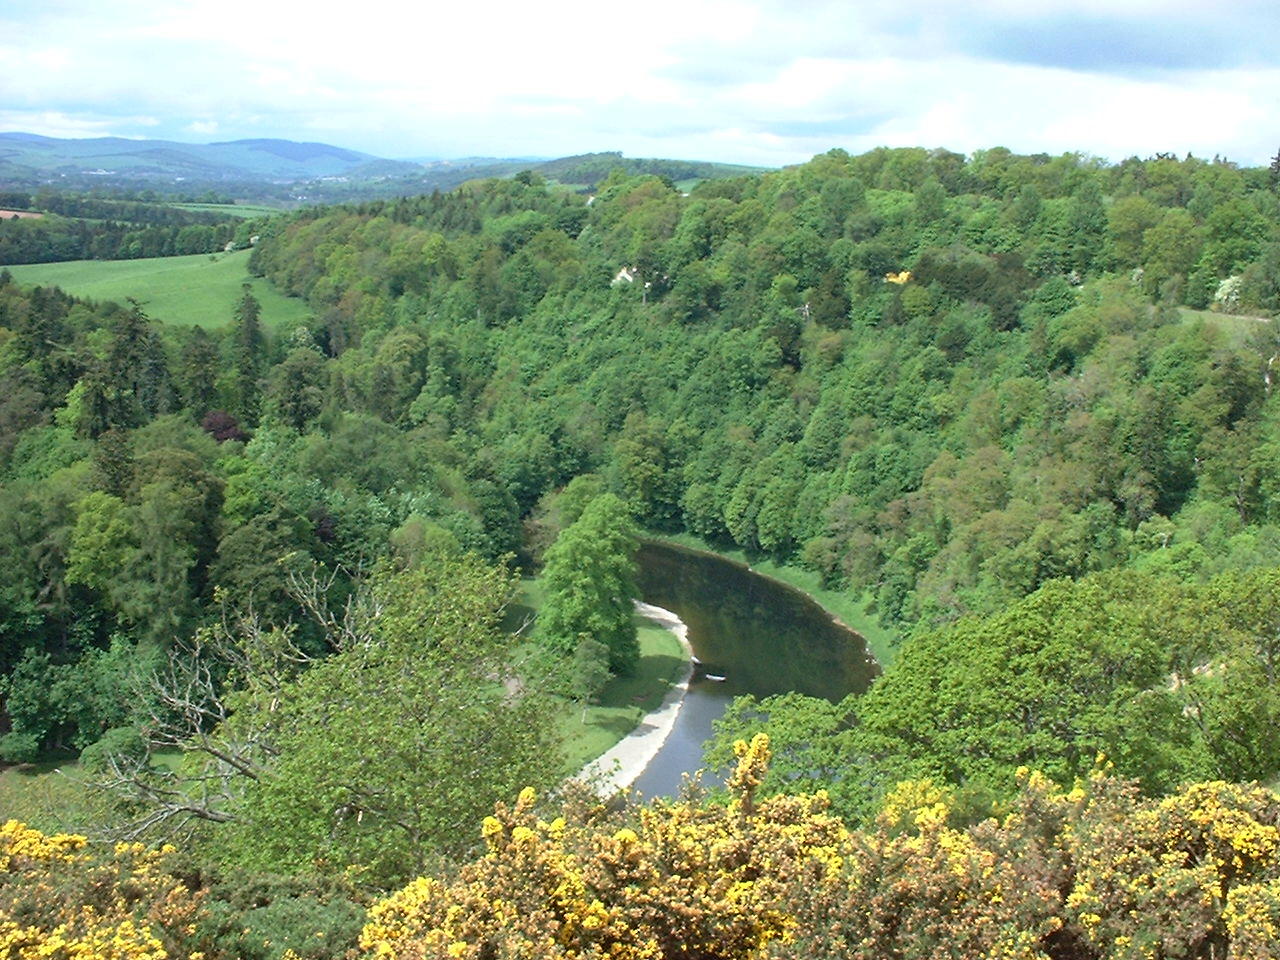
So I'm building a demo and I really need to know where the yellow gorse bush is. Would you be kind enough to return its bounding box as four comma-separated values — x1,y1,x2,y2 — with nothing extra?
360,740,1280,960
5,751,1279,959
360,735,846,960
0,820,202,960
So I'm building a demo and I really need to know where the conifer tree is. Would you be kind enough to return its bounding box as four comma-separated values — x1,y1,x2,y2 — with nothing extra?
231,284,264,426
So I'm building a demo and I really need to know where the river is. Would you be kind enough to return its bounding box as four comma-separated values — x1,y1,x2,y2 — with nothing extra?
629,540,879,797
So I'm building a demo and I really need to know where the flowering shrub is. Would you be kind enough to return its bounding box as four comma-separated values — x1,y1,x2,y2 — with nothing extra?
1068,775,1280,959
361,741,1280,960
4,747,1278,960
359,734,846,960
0,820,203,960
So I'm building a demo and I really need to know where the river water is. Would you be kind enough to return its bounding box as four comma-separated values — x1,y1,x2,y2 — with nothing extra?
630,540,879,797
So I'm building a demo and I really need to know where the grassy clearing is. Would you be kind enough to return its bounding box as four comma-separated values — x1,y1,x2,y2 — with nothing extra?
2,249,312,330
648,531,899,665
557,619,685,775
507,579,687,776
169,202,283,218
0,749,185,834
1178,306,1273,349
0,758,102,832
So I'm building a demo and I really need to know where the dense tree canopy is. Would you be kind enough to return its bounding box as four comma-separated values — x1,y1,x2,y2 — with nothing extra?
709,566,1280,819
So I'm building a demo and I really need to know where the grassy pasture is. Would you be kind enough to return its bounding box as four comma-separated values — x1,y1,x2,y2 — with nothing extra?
169,202,283,218
2,249,312,330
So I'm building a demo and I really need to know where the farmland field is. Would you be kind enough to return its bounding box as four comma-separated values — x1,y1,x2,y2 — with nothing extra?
2,249,312,329
169,202,283,218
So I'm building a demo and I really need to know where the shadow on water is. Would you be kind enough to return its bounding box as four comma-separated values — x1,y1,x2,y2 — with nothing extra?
630,540,878,798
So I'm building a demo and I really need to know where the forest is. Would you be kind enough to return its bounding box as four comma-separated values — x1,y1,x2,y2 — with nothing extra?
3,145,1280,957
0,192,266,264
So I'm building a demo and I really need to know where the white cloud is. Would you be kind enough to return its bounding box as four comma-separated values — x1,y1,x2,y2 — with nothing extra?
0,0,1277,166
0,110,157,139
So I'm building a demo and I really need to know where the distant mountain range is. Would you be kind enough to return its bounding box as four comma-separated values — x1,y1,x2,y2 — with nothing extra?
0,133,769,201
0,132,420,181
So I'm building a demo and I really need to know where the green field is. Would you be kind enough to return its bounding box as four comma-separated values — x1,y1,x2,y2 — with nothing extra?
0,749,185,835
0,757,94,832
1178,305,1272,349
557,618,685,774
170,202,284,218
2,250,313,330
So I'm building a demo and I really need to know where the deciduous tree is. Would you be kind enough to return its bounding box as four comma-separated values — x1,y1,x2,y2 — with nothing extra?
537,494,640,675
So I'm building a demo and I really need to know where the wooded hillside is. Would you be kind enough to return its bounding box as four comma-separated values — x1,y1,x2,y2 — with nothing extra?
3,145,1280,958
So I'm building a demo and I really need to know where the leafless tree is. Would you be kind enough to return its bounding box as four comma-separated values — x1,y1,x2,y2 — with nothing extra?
92,568,376,842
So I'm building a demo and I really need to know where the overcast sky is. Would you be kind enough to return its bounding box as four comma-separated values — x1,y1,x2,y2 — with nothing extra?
2,0,1278,167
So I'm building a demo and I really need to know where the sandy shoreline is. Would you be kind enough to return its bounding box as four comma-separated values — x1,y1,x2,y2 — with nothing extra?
573,600,694,795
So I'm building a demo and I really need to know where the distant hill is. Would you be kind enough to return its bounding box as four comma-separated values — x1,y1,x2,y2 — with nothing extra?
0,132,420,182
0,134,771,201
533,151,766,188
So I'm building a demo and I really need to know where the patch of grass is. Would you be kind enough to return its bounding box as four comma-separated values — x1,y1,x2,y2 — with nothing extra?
558,619,685,775
509,579,687,775
1178,306,1272,350
2,249,312,330
648,530,899,665
0,759,99,832
169,202,283,218
0,748,187,834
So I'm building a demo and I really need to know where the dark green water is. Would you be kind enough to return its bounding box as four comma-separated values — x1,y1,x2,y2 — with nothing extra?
630,540,879,796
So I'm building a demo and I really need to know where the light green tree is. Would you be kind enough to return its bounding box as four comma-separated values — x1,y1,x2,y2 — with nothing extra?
537,493,640,675
99,553,562,888
213,552,563,885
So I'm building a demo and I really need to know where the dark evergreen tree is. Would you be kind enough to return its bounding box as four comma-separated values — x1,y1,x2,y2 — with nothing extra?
178,325,220,417
231,285,264,427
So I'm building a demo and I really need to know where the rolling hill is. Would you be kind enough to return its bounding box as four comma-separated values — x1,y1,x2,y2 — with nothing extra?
0,134,772,203
0,132,420,181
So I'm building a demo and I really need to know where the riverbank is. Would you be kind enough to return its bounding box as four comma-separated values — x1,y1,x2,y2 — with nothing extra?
574,601,694,795
507,580,689,776
644,531,898,665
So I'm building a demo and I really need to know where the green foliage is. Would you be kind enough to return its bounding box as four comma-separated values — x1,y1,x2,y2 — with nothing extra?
4,145,1280,888
0,731,39,764
194,872,366,960
707,692,857,796
215,553,564,887
537,494,640,675
0,636,150,756
711,567,1280,820
78,725,147,774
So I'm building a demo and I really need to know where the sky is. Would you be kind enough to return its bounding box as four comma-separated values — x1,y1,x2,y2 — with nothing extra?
2,0,1278,168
